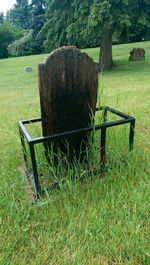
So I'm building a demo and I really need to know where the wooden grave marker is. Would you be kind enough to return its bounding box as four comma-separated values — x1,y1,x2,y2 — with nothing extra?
39,46,98,161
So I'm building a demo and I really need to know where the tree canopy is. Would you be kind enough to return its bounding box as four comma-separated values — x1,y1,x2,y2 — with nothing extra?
40,0,150,70
8,0,30,29
1,0,150,62
0,22,24,58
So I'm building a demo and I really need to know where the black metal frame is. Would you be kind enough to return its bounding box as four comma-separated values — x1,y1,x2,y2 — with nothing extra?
18,106,135,195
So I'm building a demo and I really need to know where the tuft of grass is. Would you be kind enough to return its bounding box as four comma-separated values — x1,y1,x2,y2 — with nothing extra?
0,41,150,265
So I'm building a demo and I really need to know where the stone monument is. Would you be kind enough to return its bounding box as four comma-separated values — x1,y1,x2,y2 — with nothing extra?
129,48,145,61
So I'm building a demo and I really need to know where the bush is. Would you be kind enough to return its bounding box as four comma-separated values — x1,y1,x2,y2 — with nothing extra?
8,30,34,57
0,23,23,58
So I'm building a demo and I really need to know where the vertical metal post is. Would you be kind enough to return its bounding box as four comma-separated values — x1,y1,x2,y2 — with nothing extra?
19,127,28,167
129,119,135,152
29,143,41,195
101,127,106,169
103,107,107,123
100,107,107,170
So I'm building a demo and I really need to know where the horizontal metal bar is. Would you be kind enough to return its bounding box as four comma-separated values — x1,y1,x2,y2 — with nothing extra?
19,108,104,126
30,118,133,145
18,107,135,145
106,106,134,119
21,117,42,124
101,117,134,128
96,106,135,120
96,106,105,111
19,107,135,126
18,121,31,142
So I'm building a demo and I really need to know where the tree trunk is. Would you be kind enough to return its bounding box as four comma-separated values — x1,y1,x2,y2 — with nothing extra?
99,27,113,71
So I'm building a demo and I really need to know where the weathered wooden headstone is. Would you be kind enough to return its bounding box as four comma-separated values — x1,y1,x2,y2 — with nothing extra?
129,48,145,61
39,46,98,160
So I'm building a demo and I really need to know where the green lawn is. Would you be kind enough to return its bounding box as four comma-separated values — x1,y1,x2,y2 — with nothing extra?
0,41,150,265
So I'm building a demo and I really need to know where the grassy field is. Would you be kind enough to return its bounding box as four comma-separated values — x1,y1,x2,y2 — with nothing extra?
0,41,150,265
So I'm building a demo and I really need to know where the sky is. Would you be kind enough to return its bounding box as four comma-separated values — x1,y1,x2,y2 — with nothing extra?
0,0,16,14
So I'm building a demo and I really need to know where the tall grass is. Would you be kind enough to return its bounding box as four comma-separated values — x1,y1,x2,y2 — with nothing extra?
0,41,150,264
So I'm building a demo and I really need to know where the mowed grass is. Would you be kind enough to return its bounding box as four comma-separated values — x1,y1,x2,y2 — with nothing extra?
0,41,150,265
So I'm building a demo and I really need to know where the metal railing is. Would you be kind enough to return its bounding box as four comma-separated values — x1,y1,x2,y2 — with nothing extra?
18,106,136,196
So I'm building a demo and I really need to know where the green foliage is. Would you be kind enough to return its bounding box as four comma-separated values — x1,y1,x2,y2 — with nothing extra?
66,0,94,48
0,22,24,58
41,0,150,53
8,30,34,57
5,9,15,23
128,0,150,42
0,12,4,24
41,0,73,52
86,0,133,43
2,0,150,58
84,1,111,47
6,0,46,55
7,0,31,29
30,0,46,53
30,0,46,35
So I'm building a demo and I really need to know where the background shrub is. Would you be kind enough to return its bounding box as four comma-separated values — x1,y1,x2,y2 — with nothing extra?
8,30,34,57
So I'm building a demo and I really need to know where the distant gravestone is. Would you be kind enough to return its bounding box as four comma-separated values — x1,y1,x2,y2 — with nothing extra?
24,66,32,73
39,46,98,160
129,48,145,61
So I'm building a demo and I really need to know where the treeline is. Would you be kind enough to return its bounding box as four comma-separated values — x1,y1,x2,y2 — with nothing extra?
0,0,150,69
0,0,45,58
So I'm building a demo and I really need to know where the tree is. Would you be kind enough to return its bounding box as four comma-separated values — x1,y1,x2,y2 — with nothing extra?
30,0,46,53
66,0,95,48
128,0,150,43
30,0,46,35
6,0,46,55
41,0,150,71
0,22,24,58
41,0,97,51
87,0,150,70
8,0,30,29
0,12,4,25
40,0,73,52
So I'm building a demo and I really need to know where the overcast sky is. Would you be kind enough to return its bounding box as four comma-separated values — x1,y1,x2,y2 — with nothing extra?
0,0,16,14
